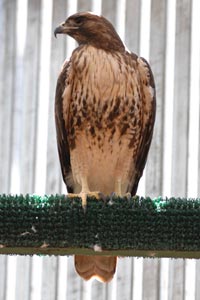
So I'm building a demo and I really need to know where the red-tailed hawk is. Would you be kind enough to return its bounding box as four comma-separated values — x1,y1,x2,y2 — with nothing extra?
54,12,156,283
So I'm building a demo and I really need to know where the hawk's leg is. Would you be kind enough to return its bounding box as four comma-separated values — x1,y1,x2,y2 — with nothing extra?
113,179,131,199
67,177,104,211
114,179,122,196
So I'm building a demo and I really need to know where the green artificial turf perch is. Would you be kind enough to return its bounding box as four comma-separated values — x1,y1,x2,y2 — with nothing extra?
0,194,200,258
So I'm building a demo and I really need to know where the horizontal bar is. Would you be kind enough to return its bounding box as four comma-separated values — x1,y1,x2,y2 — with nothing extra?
1,247,200,259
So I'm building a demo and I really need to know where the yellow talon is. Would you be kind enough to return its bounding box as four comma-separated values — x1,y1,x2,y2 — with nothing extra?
67,191,104,212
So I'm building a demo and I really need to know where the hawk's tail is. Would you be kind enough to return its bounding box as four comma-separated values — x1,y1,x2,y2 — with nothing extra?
74,255,117,283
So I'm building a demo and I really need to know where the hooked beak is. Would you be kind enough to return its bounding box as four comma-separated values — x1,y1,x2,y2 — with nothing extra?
54,23,79,38
54,24,64,38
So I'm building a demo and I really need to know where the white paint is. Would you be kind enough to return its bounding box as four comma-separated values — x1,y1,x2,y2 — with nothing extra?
16,0,28,57
137,169,145,196
139,0,151,60
159,259,169,300
62,181,67,194
137,0,151,197
163,0,176,197
116,0,126,42
6,256,17,300
188,0,200,197
66,0,77,59
110,271,117,300
10,162,20,194
30,256,43,300
184,2,200,298
32,2,52,298
82,280,92,300
133,258,143,300
10,0,28,194
34,0,53,194
92,0,102,15
185,260,196,300
57,257,68,300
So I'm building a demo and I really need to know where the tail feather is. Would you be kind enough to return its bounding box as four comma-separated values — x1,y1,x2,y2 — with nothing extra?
74,255,117,283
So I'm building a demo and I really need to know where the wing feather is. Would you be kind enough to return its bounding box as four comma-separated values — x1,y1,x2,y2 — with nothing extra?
55,60,74,193
130,57,156,195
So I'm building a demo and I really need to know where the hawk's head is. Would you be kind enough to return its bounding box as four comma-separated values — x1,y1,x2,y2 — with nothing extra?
54,12,125,52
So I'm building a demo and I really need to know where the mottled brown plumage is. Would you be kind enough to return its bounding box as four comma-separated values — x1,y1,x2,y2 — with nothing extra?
54,12,156,282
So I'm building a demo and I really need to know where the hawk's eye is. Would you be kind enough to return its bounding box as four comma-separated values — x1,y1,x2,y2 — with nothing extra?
75,16,85,24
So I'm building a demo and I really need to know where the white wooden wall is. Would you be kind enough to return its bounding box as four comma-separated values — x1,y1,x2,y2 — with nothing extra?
0,0,200,299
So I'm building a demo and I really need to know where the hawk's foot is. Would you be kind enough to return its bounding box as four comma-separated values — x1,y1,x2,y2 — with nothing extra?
124,192,132,200
67,191,105,212
109,192,131,200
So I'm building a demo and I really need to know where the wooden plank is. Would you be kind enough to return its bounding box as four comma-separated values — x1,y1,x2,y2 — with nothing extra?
143,0,167,298
197,8,200,293
35,0,61,299
0,0,16,193
34,0,53,194
168,260,185,300
199,113,200,196
196,261,200,300
0,0,4,98
15,257,32,300
2,247,200,259
116,257,134,300
146,0,167,198
172,0,191,197
184,0,200,297
142,260,160,300
185,260,196,300
101,0,117,26
91,280,107,300
66,257,82,300
21,0,41,193
133,258,143,300
6,256,17,300
41,257,58,300
46,0,67,194
0,0,16,298
0,256,7,300
187,0,200,198
57,257,68,300
43,2,66,297
30,256,43,300
16,2,41,300
197,91,200,298
9,0,28,195
91,0,102,14
125,0,141,54
0,0,6,190
0,1,8,297
159,258,170,300
169,1,192,299
77,0,92,11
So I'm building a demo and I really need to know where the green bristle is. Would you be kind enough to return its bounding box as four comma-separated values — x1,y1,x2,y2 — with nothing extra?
0,194,200,258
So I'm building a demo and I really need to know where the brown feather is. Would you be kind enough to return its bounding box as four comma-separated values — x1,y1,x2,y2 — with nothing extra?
55,60,74,192
75,255,117,283
130,57,156,195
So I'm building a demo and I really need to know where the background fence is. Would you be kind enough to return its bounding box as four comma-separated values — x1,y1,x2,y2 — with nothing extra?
0,0,200,299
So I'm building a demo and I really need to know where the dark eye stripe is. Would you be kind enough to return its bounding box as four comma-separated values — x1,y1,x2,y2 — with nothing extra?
75,16,85,24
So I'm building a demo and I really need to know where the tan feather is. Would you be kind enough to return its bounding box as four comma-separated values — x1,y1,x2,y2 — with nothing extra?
75,255,117,283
